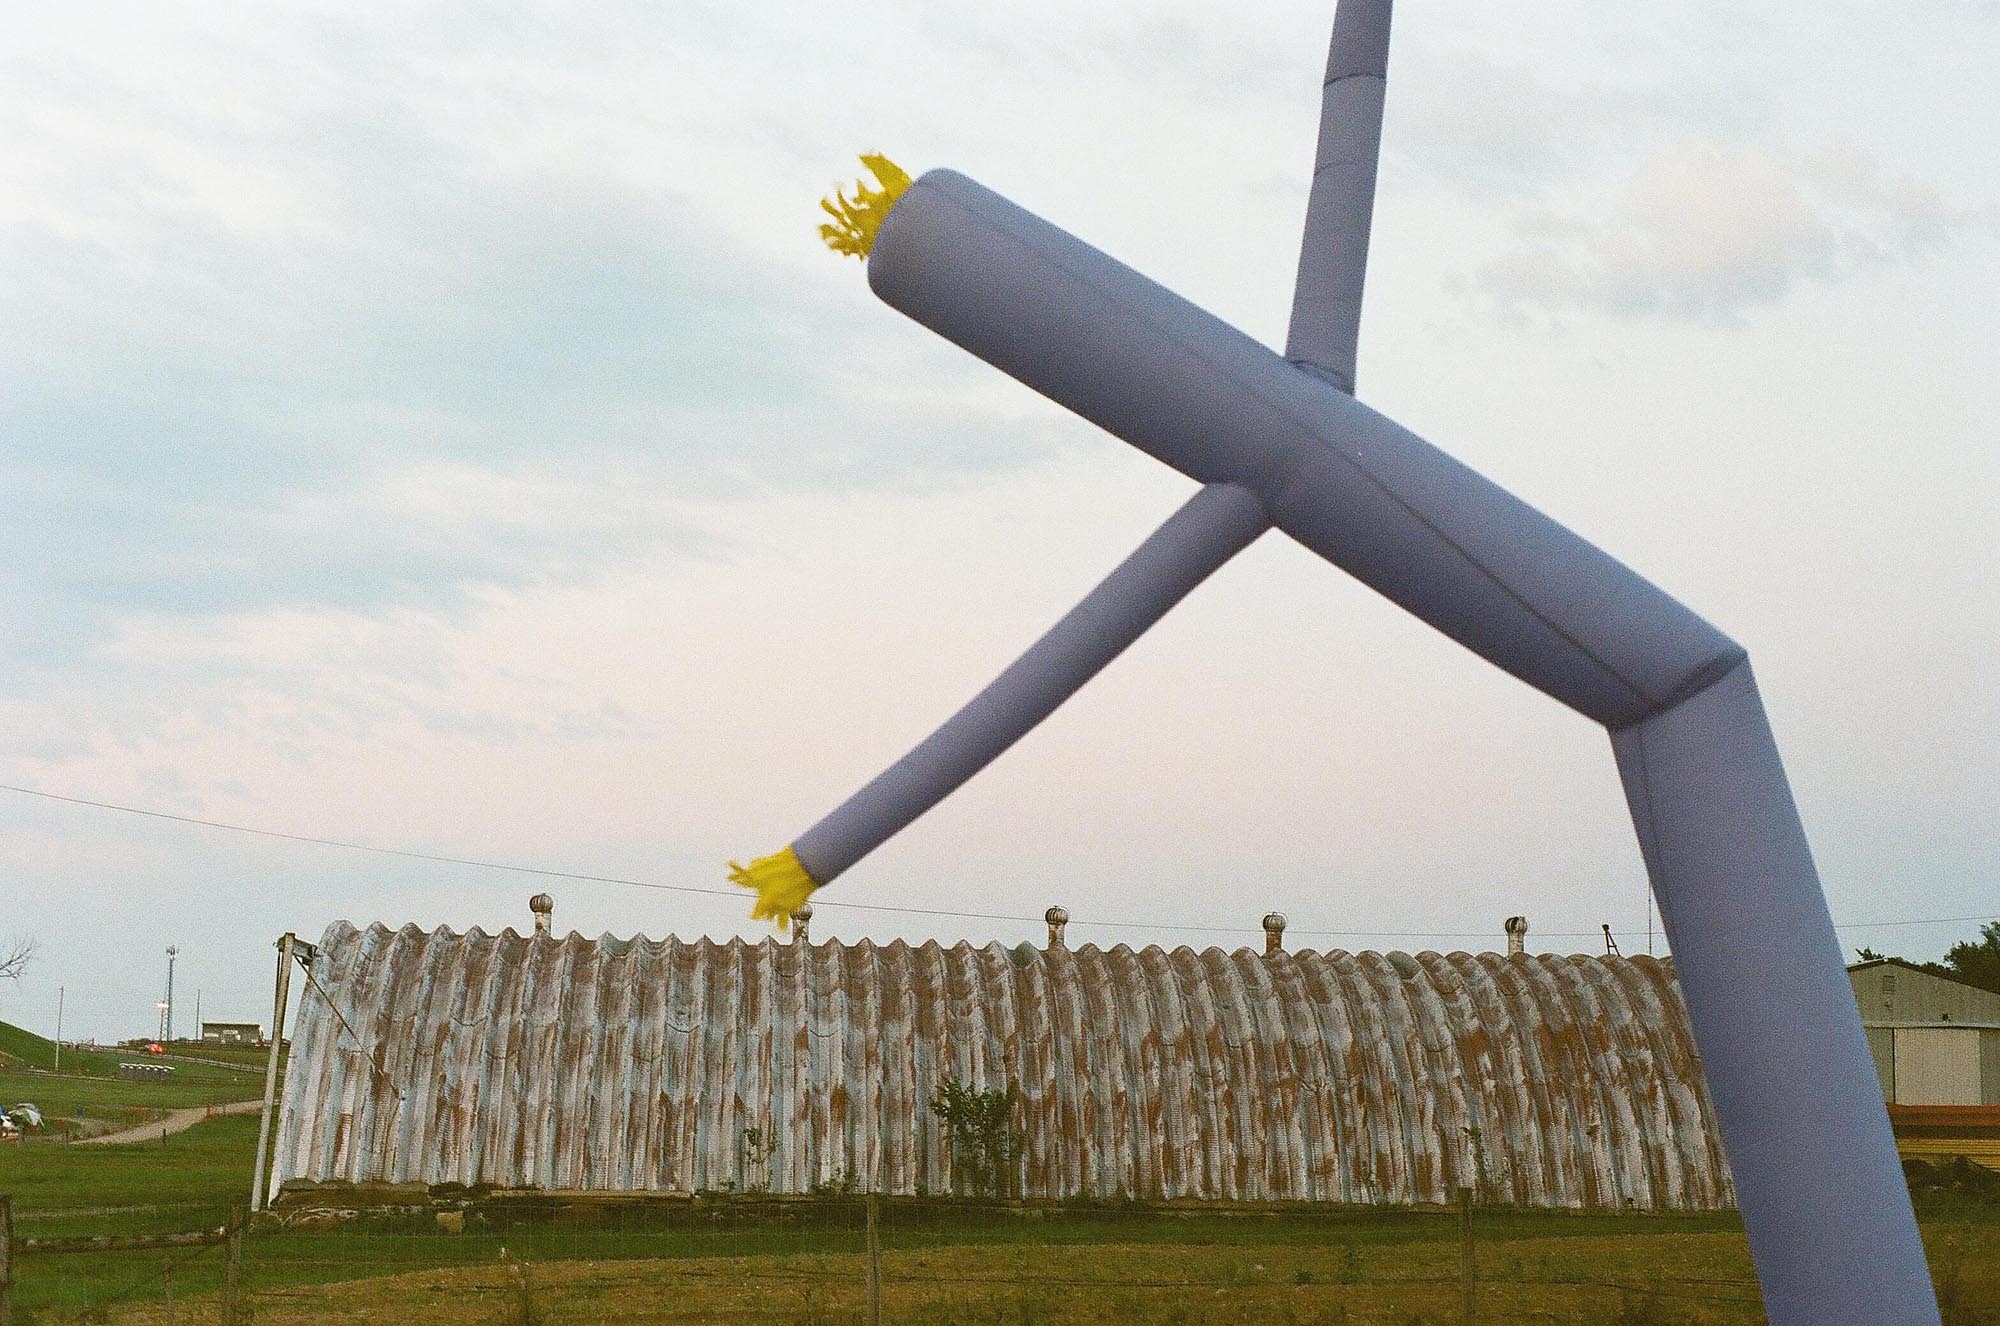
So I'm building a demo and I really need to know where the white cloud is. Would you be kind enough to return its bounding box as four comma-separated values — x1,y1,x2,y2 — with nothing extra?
2,0,1995,1041
1473,141,1975,323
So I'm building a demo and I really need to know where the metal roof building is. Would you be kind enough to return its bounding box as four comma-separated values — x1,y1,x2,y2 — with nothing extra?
1848,959,2000,1107
271,918,1734,1210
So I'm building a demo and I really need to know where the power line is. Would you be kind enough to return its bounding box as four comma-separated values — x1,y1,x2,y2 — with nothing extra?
1,782,744,898
3,781,1990,942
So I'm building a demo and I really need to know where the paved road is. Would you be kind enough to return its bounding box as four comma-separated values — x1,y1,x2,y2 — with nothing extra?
74,1098,263,1147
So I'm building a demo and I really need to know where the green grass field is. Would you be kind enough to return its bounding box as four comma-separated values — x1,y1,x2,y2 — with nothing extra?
160,1041,275,1068
2,1112,263,1237
1,1031,280,1321
2,1108,1994,1324
1,1070,258,1124
2,1019,1993,1323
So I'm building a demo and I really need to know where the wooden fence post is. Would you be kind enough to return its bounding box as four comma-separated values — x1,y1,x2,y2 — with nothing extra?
2,1193,15,1326
162,1256,176,1326
223,1204,245,1326
504,1255,539,1326
865,1193,883,1326
1457,1185,1475,1325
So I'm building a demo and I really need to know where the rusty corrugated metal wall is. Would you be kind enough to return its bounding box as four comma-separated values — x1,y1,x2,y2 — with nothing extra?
271,922,1733,1209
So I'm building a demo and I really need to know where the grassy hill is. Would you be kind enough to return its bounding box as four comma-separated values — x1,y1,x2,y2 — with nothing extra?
2,1020,267,1081
0,1018,124,1075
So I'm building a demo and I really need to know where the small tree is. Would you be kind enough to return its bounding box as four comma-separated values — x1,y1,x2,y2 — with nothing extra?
0,934,34,982
739,1124,778,1193
929,1078,1024,1198
1936,922,2000,997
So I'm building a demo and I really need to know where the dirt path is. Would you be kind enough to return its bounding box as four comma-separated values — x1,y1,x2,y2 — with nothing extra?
74,1098,263,1146
159,1051,265,1075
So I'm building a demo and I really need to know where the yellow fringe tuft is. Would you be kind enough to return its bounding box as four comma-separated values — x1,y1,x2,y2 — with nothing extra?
818,152,913,260
727,844,820,932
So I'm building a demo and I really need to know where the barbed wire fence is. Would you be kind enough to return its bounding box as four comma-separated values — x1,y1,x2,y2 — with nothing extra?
3,1185,1821,1326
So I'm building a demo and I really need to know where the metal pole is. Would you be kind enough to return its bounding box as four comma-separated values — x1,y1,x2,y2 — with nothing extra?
54,988,62,1072
1,1193,15,1326
165,946,178,1044
1458,1186,1475,1325
865,1192,883,1326
250,935,295,1213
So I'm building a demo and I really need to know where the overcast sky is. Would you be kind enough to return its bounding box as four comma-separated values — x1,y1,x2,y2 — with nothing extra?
3,0,1995,1043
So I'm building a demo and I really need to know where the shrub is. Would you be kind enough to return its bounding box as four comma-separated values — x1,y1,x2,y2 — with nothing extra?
929,1077,1025,1198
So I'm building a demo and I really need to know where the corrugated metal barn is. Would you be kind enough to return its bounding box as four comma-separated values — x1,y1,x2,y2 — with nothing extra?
271,918,1735,1210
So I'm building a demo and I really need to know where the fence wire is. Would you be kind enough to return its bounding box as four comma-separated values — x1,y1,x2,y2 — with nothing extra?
8,1195,1992,1325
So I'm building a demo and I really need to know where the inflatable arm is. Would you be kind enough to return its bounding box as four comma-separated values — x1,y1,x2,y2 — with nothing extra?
771,481,1267,899
1287,0,1392,390
731,2,1937,1317
865,171,1746,727
841,166,1934,1325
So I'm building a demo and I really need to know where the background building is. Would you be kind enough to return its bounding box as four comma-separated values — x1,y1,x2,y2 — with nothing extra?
201,1021,264,1046
1846,957,2000,1176
1847,958,2000,1106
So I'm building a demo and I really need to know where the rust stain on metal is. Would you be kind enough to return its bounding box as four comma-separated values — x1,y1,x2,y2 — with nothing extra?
272,923,1733,1209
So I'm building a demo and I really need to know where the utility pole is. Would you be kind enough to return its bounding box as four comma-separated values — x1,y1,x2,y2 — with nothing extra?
251,934,297,1212
54,987,63,1072
164,946,179,1043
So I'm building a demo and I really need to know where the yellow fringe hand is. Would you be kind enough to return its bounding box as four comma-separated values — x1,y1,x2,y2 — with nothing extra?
728,845,820,932
818,153,912,259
